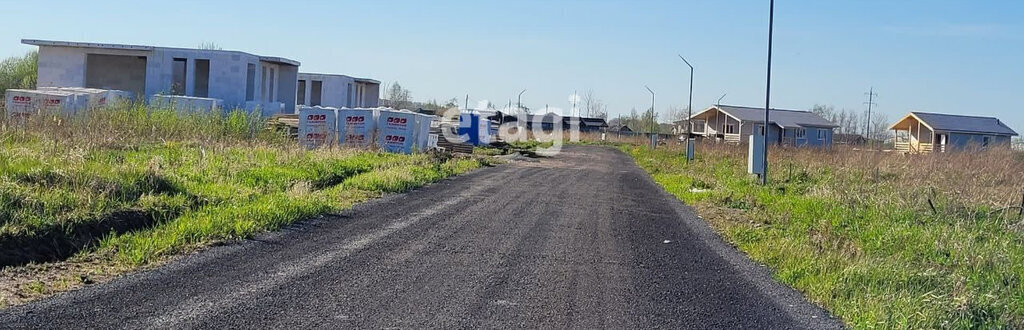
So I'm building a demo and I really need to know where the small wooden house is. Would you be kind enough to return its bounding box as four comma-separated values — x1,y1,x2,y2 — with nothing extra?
686,105,838,147
890,112,1018,153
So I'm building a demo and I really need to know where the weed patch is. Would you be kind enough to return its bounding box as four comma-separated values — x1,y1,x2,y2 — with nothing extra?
624,143,1024,329
0,104,484,306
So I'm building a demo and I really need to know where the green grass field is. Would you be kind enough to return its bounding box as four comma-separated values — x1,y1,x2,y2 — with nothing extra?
0,103,484,306
624,143,1024,329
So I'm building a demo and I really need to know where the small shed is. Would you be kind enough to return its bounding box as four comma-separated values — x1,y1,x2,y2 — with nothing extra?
890,112,1018,153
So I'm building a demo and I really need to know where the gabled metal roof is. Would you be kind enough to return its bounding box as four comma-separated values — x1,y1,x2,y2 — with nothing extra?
577,117,609,127
22,39,300,66
690,104,838,128
893,112,1018,136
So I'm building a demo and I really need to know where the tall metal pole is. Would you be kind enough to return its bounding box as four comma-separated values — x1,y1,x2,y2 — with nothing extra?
645,85,656,148
573,90,577,117
761,0,775,185
678,55,694,135
678,54,695,162
517,89,526,114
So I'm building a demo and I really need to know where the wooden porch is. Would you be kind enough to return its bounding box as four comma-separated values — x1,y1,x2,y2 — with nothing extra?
892,115,943,154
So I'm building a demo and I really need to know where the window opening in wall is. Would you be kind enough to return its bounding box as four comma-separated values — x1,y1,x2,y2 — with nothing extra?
297,80,306,105
171,58,187,96
796,128,806,139
194,59,210,98
261,66,268,102
346,83,353,107
269,68,276,102
245,64,256,101
311,80,323,106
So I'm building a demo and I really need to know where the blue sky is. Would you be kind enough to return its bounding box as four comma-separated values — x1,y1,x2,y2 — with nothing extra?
1,0,1021,132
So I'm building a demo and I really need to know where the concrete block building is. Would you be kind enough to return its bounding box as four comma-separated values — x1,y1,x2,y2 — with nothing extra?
23,39,300,114
296,73,379,109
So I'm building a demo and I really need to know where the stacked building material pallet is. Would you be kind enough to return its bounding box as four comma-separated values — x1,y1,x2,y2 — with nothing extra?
435,127,475,153
266,114,299,138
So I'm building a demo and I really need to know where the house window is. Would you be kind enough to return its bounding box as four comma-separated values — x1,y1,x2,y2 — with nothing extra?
692,119,705,133
795,128,806,139
724,124,736,134
983,136,991,147
755,124,765,135
817,129,827,140
171,58,187,96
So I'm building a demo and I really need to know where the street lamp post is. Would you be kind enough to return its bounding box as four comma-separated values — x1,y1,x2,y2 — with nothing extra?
761,0,775,185
645,85,656,149
517,89,526,115
678,54,694,162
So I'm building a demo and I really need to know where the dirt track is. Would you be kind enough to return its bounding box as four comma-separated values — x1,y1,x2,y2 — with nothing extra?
0,145,840,329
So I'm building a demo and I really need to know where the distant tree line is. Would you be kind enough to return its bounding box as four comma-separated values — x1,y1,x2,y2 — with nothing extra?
812,104,890,141
0,51,37,96
608,106,668,134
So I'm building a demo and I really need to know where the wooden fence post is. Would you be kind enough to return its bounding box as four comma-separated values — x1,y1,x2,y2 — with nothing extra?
1018,188,1024,219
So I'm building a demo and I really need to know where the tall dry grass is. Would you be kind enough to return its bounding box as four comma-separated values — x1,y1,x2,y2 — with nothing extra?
0,103,485,307
625,141,1024,328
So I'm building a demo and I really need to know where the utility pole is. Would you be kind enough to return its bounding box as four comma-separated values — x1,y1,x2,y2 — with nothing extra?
760,0,775,185
465,94,469,111
864,87,878,148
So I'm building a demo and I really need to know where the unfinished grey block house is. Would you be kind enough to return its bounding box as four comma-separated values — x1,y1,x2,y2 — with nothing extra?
23,39,300,114
296,73,380,108
890,112,1018,153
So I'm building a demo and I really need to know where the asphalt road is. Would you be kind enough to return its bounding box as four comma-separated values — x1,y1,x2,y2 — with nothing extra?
0,145,840,329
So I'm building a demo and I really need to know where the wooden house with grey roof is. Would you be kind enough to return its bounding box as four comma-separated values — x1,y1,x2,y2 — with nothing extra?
890,112,1018,153
684,105,838,147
